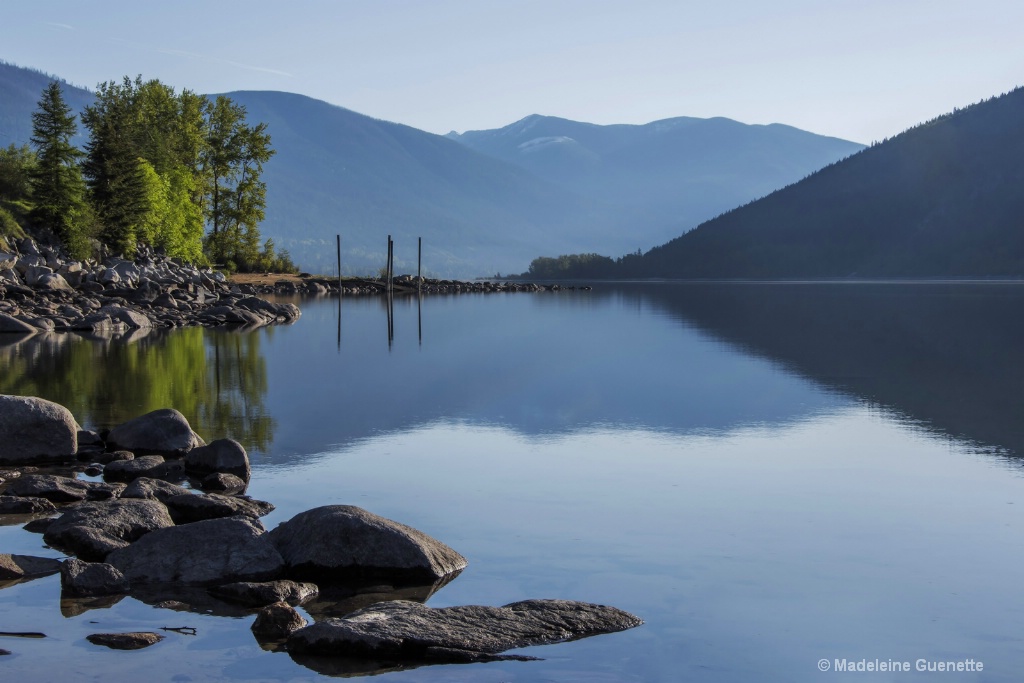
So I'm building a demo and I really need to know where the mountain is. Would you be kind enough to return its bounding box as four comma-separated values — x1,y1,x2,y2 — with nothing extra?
0,61,93,147
218,91,618,276
608,87,1024,279
1,61,867,277
447,114,864,248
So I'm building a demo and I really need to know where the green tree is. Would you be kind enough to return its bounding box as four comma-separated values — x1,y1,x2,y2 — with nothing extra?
28,81,90,256
202,96,275,269
82,80,151,255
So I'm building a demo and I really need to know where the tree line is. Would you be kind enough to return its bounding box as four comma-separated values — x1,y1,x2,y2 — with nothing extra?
0,77,295,272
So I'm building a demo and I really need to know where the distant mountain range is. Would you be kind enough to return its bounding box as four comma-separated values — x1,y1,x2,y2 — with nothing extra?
0,61,863,276
561,86,1024,279
447,115,863,249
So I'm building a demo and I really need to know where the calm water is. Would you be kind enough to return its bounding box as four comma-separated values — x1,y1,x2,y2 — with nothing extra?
2,282,1024,681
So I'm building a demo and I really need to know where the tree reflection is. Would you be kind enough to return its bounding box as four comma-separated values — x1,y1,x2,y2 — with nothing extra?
0,327,274,453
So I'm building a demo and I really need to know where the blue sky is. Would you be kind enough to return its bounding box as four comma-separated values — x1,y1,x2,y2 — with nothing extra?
4,0,1022,143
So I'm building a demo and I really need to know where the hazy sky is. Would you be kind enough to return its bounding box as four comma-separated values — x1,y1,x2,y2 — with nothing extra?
4,0,1022,143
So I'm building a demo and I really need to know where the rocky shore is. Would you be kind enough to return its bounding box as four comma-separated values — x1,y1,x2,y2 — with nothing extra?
0,238,300,335
0,394,640,672
0,237,591,337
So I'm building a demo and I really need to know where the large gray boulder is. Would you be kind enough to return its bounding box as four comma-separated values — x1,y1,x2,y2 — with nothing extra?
268,505,467,584
44,499,175,561
108,516,285,586
106,408,205,456
287,599,643,661
102,455,168,482
0,395,79,463
184,438,250,480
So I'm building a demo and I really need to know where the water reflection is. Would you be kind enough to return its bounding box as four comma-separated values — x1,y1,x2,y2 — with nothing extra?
621,282,1024,457
0,327,275,452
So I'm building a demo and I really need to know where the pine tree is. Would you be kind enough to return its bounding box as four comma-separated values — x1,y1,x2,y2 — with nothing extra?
28,81,89,256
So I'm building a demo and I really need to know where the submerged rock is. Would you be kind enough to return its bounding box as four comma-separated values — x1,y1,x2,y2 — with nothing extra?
286,599,643,661
0,395,79,464
86,632,164,650
267,505,467,584
107,516,285,586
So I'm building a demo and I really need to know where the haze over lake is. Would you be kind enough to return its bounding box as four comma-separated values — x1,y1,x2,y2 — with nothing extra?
2,282,1023,681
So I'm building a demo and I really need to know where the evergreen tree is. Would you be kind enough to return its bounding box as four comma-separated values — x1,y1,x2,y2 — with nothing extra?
28,81,89,256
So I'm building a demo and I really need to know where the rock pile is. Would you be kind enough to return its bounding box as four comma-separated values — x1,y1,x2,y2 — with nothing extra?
0,394,640,671
0,238,300,334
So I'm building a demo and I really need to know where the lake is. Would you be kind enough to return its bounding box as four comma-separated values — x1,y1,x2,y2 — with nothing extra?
2,281,1024,681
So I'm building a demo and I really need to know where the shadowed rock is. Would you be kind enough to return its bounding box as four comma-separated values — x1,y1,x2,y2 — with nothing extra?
102,455,167,482
106,408,205,456
209,580,319,607
0,495,56,514
268,505,467,584
287,599,643,661
5,474,121,503
0,554,63,580
184,438,250,480
120,477,191,503
251,601,307,640
108,516,285,586
43,499,174,561
164,493,273,524
0,395,79,464
60,558,130,596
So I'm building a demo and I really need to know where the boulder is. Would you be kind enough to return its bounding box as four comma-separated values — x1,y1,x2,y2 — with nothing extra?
98,305,152,329
252,602,307,640
44,499,174,561
0,313,38,335
102,455,167,482
5,474,120,503
184,438,250,480
106,408,205,456
164,493,273,523
108,516,285,586
0,495,57,514
201,472,247,492
60,559,130,596
34,273,72,291
286,599,643,661
86,632,163,650
267,505,467,584
0,553,63,580
0,395,79,463
209,580,319,607
120,477,191,503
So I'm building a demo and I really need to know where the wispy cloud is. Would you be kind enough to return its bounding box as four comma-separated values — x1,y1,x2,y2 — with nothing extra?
45,22,74,31
137,43,293,78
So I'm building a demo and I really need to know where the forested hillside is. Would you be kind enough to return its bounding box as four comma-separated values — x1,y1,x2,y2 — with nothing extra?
530,86,1024,279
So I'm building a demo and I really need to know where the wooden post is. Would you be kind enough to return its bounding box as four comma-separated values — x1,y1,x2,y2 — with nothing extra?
418,236,422,293
336,234,342,295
